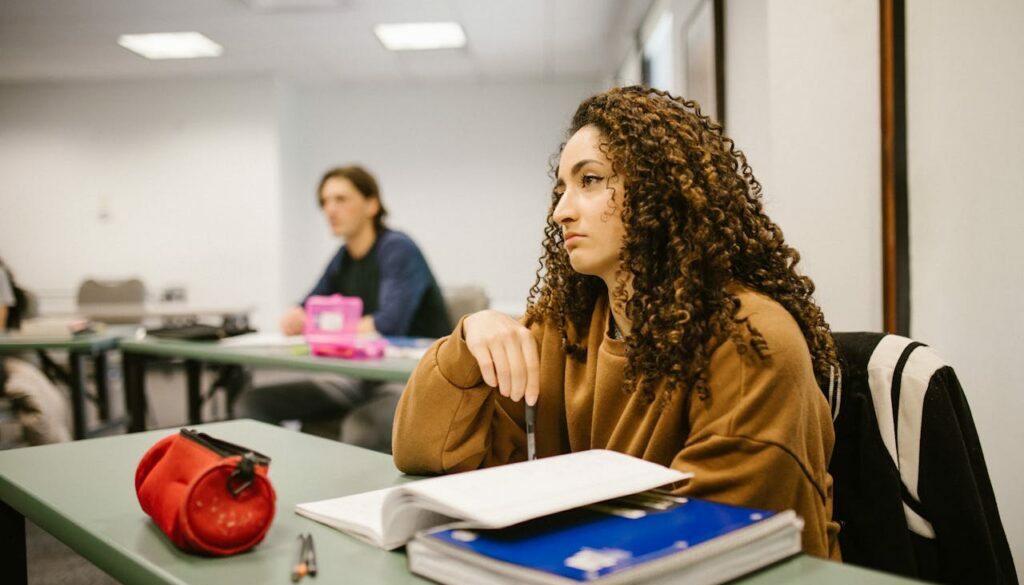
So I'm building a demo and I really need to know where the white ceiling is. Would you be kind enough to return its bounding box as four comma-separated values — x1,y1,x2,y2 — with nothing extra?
0,0,652,84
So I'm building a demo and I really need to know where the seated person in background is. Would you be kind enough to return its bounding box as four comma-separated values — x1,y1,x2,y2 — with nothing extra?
235,165,450,450
393,87,841,559
0,257,71,445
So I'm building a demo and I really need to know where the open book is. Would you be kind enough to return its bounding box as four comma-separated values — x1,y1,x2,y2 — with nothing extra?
16,317,96,338
294,450,690,551
217,332,307,347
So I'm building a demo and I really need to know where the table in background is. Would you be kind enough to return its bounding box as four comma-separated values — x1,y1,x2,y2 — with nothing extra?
46,303,255,325
0,331,124,439
118,337,419,432
0,419,925,585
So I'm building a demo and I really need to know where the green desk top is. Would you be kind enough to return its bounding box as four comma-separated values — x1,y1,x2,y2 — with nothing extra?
0,420,425,585
119,338,417,382
0,331,123,352
0,420,923,585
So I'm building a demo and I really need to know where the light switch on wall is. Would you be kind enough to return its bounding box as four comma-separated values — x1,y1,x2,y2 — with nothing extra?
97,194,111,222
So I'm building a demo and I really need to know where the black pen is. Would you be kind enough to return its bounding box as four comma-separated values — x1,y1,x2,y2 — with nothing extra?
304,533,318,577
525,403,537,461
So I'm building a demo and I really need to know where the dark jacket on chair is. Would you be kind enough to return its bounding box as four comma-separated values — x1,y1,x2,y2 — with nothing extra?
830,332,1017,584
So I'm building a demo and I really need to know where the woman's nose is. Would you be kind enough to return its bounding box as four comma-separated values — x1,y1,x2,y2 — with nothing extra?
553,192,577,225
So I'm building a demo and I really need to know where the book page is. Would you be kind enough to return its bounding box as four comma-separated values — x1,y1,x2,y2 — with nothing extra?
398,450,690,529
296,486,456,550
218,332,307,347
295,487,394,547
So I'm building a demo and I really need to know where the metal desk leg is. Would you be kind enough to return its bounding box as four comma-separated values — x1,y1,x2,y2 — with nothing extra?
67,353,89,441
1,499,28,585
93,351,110,421
186,359,203,425
225,365,249,419
122,352,148,433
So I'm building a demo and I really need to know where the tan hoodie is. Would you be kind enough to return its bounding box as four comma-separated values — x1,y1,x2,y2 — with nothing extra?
393,288,841,559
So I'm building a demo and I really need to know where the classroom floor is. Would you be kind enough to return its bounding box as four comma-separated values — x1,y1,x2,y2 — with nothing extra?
26,519,119,585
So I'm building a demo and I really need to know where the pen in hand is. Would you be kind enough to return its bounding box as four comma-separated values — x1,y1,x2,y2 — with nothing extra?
525,403,537,461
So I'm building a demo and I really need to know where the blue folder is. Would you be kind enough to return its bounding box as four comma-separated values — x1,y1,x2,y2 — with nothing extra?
411,497,802,585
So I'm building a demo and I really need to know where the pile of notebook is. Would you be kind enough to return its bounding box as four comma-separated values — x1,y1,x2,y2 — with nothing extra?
295,450,803,585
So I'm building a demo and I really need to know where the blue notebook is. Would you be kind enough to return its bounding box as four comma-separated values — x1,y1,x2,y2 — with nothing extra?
407,496,803,585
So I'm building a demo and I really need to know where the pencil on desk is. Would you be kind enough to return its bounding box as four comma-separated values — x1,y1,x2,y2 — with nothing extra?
291,533,317,582
291,534,308,582
525,403,537,461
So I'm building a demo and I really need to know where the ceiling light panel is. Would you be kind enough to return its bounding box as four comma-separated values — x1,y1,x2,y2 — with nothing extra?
239,0,342,12
117,32,224,60
374,22,466,51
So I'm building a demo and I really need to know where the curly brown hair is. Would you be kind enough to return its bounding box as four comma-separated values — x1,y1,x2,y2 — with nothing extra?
525,86,838,403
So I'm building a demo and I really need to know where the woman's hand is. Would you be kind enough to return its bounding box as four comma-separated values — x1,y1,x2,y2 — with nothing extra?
357,315,377,335
280,306,306,335
463,310,540,406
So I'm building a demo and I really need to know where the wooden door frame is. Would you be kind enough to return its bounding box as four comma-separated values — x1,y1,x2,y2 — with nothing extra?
881,0,910,335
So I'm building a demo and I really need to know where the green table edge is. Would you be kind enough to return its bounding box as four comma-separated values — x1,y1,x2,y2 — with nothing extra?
0,433,194,585
0,333,122,353
119,338,416,382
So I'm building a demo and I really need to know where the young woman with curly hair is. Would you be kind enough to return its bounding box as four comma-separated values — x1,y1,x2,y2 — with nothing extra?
393,86,841,559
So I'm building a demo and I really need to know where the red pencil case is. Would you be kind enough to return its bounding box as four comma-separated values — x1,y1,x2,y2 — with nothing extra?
135,429,276,556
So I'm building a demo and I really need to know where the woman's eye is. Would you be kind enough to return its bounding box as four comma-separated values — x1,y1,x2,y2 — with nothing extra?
581,175,601,187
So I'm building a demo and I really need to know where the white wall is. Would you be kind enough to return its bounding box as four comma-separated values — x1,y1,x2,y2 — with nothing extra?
278,80,598,314
0,77,596,328
726,0,1022,573
0,77,284,331
725,0,882,333
907,0,1024,573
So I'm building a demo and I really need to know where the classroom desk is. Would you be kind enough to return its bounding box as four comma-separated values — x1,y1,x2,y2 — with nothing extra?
0,331,124,440
118,337,419,432
0,420,923,585
46,303,255,325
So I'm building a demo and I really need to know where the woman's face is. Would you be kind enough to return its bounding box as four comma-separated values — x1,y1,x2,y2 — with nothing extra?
553,124,626,285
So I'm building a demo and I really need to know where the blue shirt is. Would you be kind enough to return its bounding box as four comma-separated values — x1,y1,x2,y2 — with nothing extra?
304,230,451,338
